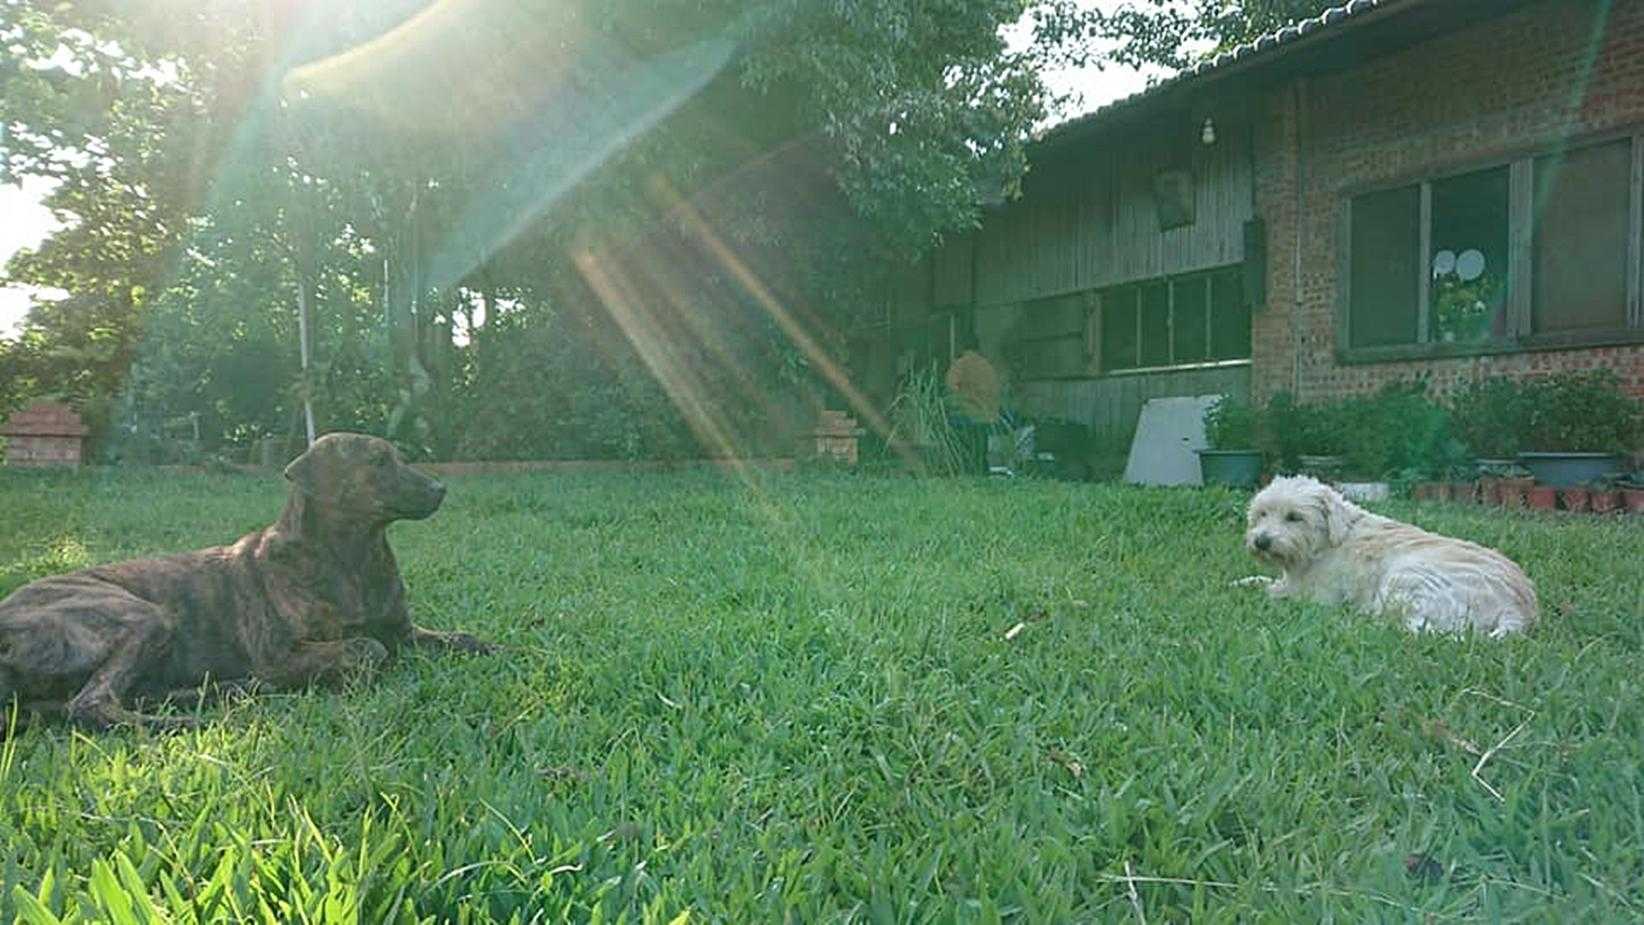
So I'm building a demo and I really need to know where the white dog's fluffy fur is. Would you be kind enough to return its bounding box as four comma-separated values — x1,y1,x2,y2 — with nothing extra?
1237,475,1537,636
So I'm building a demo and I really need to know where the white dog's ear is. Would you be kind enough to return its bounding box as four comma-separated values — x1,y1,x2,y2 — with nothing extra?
1320,489,1359,546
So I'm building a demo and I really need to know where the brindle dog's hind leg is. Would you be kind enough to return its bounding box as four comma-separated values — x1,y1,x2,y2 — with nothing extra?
64,612,196,732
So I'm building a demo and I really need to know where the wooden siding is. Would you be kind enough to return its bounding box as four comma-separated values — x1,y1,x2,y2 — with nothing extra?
886,256,931,328
1014,364,1252,435
931,232,974,307
971,121,1255,307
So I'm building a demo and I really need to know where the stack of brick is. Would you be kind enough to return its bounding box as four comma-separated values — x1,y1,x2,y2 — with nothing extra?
1,401,88,467
812,410,865,466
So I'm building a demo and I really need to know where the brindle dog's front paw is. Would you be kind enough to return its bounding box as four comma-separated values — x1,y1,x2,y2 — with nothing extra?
343,637,392,671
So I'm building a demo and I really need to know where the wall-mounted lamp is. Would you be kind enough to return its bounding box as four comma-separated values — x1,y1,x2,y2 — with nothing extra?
1200,116,1216,146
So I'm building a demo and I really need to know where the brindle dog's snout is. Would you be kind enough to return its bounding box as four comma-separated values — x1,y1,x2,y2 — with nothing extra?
397,469,445,519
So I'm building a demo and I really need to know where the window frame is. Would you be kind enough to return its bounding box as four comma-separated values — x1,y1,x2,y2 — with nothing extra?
1097,265,1253,376
1009,290,1094,381
1337,127,1644,364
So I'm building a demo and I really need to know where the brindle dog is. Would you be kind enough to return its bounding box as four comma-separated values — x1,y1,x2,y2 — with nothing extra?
0,432,493,732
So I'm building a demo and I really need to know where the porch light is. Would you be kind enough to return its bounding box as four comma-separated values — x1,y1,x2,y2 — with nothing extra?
1200,116,1216,145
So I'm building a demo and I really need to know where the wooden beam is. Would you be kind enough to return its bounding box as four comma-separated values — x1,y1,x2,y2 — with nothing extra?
1509,157,1535,338
1629,135,1643,328
1417,182,1433,343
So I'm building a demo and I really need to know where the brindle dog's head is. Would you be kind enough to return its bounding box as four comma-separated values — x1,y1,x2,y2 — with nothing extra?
283,433,446,522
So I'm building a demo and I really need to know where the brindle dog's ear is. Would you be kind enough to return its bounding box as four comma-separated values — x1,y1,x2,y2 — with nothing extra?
284,446,317,490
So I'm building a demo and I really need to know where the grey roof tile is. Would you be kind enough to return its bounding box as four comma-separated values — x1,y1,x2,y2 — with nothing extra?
1039,0,1415,144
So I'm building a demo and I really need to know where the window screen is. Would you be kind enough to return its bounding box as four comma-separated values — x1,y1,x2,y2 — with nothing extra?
1349,185,1421,348
1534,139,1631,334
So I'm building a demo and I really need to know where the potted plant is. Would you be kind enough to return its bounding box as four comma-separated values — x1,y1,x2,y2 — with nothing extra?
1589,475,1623,514
1527,484,1557,511
1449,377,1524,475
1197,396,1264,488
1444,463,1479,504
1517,370,1642,488
1431,269,1499,344
1620,471,1644,514
888,366,972,476
1409,472,1444,502
1294,400,1349,478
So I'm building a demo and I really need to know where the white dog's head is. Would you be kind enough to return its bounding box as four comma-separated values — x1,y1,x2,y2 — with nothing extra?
1244,475,1364,568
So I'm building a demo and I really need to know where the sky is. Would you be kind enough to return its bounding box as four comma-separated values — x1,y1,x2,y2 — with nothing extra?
0,3,1176,340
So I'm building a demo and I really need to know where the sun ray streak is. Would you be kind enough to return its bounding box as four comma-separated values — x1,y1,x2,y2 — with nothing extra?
651,179,917,470
572,248,753,486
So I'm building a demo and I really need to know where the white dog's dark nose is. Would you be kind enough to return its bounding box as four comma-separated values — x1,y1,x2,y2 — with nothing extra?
1254,533,1273,552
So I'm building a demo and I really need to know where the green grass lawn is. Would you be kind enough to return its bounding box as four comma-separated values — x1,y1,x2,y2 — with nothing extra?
0,467,1640,922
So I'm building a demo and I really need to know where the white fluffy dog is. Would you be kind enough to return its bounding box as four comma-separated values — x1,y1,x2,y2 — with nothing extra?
1236,475,1537,636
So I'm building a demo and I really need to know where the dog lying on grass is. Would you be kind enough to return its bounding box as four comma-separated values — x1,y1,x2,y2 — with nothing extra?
0,432,493,732
1235,475,1537,637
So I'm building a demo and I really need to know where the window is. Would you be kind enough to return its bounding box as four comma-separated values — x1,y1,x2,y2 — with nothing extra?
1348,186,1420,348
1100,288,1139,371
1430,167,1509,343
1534,139,1631,334
1101,266,1250,372
1009,292,1088,379
1342,134,1644,356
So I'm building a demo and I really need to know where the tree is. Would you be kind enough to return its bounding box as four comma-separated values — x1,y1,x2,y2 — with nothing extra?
1101,0,1340,71
1,0,1113,456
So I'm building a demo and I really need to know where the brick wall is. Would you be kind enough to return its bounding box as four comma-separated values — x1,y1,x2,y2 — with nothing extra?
1253,0,1644,404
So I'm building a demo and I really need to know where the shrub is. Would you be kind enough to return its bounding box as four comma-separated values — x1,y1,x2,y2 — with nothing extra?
888,366,973,476
1263,393,1349,458
1346,381,1465,480
1202,396,1261,450
1263,383,1463,480
1519,370,1642,453
1449,377,1526,459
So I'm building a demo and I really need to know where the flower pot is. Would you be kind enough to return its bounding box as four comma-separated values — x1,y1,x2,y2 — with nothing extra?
1517,452,1624,489
1479,477,1503,506
1340,482,1389,502
1448,482,1478,504
1526,486,1557,511
1623,487,1644,514
1413,482,1443,502
1298,454,1345,477
1590,489,1622,514
1498,477,1533,509
1196,449,1263,488
1558,487,1591,513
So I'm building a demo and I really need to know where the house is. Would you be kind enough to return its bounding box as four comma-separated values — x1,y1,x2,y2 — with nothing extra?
862,0,1644,443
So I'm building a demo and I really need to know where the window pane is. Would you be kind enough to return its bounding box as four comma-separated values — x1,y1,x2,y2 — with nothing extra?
1140,281,1170,367
1430,166,1509,344
1534,139,1630,333
1100,288,1138,371
1172,276,1209,362
1349,186,1420,347
1211,270,1251,359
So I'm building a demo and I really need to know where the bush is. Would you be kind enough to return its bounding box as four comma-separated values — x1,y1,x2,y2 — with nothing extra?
1449,377,1526,459
1261,383,1463,480
1518,370,1642,453
1260,391,1346,461
1202,396,1261,450
1347,381,1465,481
887,366,974,476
